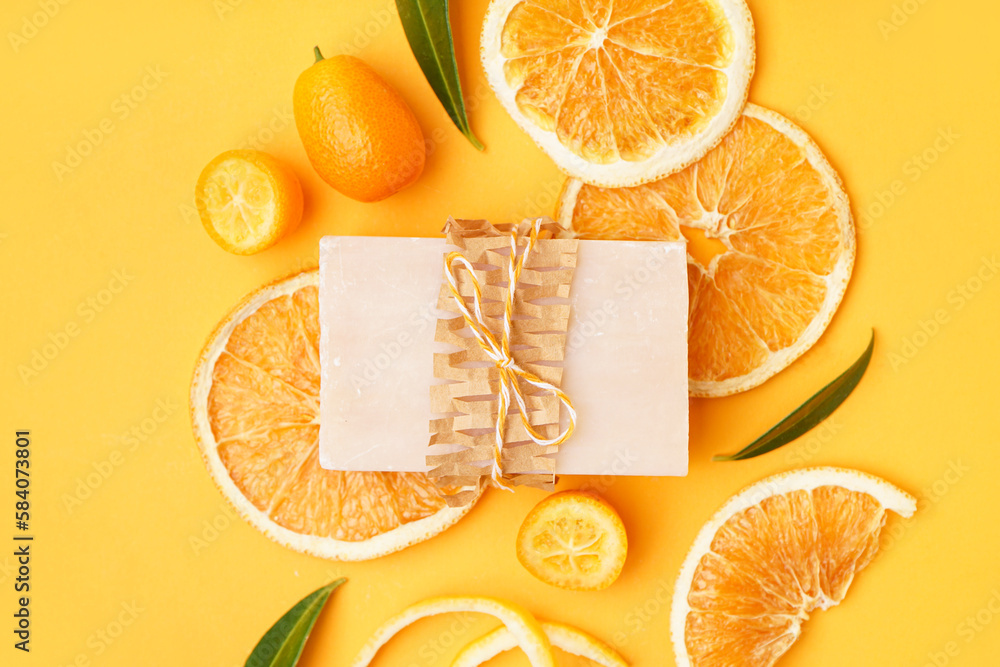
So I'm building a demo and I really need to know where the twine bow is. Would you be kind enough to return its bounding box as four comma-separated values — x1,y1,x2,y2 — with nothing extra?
443,219,577,492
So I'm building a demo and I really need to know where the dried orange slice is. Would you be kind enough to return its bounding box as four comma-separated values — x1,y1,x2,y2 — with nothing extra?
454,620,629,667
558,104,855,396
481,0,754,186
516,491,628,591
190,271,477,560
670,467,916,666
351,597,554,667
195,149,303,255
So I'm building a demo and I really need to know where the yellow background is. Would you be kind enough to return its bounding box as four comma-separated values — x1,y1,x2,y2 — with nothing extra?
3,0,1000,664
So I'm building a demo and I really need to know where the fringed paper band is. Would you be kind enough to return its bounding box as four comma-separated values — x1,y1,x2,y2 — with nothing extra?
427,217,579,506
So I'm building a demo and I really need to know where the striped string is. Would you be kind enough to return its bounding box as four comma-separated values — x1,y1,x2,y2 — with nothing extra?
443,219,577,492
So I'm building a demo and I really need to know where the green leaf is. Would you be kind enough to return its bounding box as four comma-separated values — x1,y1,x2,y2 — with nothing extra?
245,579,346,667
396,0,484,150
713,331,875,462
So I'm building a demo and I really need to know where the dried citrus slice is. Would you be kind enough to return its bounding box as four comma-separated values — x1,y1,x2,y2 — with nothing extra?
454,620,629,667
670,467,916,666
481,0,754,186
350,597,554,667
558,104,855,396
195,149,303,255
516,491,628,591
190,271,477,560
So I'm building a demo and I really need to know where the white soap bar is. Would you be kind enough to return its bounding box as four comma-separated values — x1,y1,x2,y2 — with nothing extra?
318,235,688,477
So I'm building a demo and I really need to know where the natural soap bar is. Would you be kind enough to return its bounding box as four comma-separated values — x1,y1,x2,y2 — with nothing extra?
318,235,688,477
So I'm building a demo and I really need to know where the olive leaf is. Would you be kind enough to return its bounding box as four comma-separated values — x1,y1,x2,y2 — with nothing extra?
396,0,484,150
245,579,346,667
714,331,875,461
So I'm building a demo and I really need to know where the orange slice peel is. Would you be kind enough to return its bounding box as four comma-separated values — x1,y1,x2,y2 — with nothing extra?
481,0,755,186
453,620,629,667
559,104,855,396
670,467,916,666
190,271,477,560
349,597,555,667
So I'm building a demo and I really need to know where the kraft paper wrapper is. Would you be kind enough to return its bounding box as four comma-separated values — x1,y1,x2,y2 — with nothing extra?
428,218,578,506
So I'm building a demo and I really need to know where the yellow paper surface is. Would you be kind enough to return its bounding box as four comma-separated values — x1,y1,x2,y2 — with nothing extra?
3,0,1000,665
